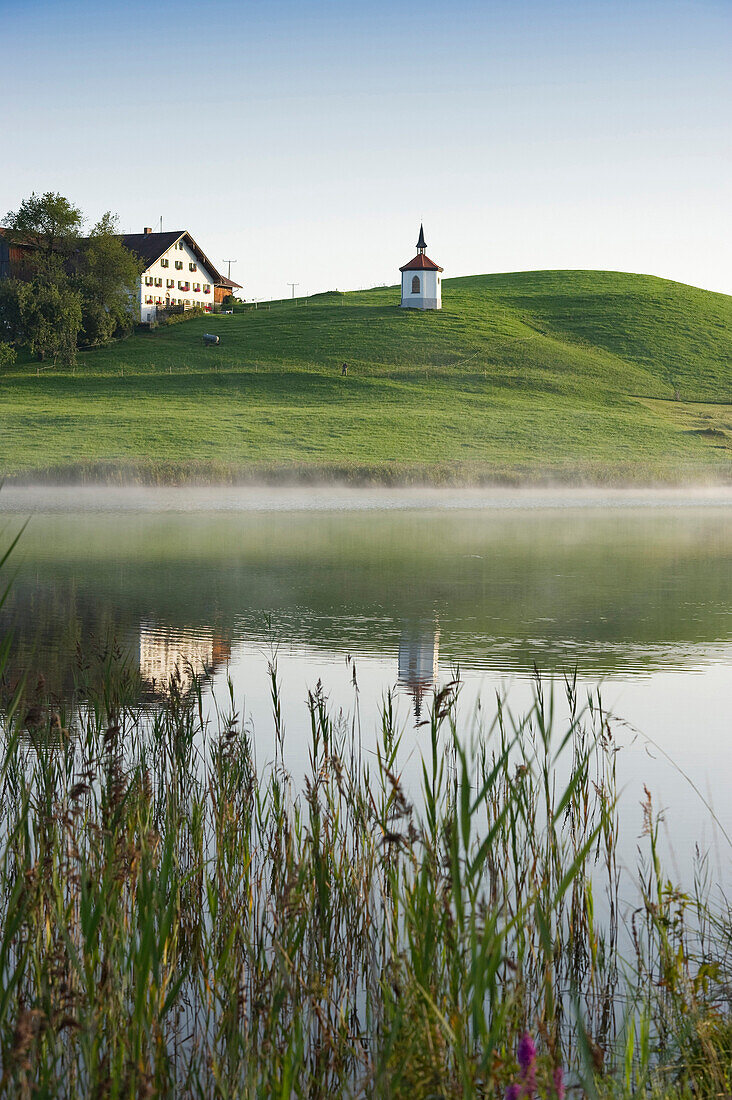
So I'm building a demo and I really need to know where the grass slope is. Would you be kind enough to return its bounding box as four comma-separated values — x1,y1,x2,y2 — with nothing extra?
1,270,730,483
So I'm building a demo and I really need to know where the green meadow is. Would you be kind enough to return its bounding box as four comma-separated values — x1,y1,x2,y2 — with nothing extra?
1,269,730,483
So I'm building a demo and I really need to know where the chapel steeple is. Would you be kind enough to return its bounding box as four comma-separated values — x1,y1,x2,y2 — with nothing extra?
416,223,427,254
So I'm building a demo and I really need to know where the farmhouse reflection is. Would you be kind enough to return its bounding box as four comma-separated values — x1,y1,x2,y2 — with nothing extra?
138,624,231,696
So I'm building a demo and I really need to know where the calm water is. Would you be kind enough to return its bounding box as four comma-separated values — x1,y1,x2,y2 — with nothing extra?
1,487,731,883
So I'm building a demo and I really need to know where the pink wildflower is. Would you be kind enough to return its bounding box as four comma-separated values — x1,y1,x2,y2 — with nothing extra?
517,1031,536,1073
517,1031,537,1093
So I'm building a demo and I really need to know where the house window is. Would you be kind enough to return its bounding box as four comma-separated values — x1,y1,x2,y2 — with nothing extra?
189,262,197,272
175,260,183,270
167,279,174,288
203,284,211,294
411,275,420,294
161,259,169,268
145,276,153,285
155,277,162,287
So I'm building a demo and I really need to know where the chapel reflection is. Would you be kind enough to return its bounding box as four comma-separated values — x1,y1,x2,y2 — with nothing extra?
398,623,440,719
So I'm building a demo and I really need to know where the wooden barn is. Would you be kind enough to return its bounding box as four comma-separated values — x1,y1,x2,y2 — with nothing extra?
0,227,73,281
214,276,240,306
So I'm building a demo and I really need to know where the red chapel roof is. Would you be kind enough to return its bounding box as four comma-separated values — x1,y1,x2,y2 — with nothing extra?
399,253,443,272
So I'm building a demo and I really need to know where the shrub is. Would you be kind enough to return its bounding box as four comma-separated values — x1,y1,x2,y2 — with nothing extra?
0,341,16,369
159,306,209,326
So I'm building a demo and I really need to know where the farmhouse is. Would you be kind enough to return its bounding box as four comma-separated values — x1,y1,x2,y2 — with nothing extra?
1,224,242,323
122,228,242,322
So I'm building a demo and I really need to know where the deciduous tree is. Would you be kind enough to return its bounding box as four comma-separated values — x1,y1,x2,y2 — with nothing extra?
1,196,140,359
77,213,141,345
3,191,83,268
0,277,81,365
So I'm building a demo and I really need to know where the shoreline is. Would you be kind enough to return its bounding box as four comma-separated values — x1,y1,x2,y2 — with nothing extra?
2,457,731,490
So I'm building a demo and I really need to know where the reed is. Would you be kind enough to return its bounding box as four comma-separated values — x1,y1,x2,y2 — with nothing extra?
0,641,730,1095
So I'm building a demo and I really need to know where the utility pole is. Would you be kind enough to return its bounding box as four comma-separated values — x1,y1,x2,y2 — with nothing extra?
223,260,237,280
287,282,299,299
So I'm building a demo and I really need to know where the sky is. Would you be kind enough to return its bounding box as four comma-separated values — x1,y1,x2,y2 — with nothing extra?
1,0,730,300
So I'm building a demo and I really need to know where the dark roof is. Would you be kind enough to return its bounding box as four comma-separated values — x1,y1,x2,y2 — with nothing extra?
119,230,183,268
400,253,443,272
216,275,243,289
119,230,230,286
416,223,427,251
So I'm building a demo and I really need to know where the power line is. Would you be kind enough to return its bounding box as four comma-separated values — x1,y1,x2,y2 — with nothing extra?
222,259,237,280
287,282,299,299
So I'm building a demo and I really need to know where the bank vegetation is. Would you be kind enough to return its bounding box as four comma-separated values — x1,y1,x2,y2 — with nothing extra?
0,610,730,1095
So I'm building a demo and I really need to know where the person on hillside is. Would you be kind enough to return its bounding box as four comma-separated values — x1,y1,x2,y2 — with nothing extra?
341,362,348,376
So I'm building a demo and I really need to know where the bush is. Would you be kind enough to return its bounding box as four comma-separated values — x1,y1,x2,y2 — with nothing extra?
0,342,16,369
158,306,209,327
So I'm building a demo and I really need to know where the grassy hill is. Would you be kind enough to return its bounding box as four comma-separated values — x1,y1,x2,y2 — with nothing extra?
1,270,730,484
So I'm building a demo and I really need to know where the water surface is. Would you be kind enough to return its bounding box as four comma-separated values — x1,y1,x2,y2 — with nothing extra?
1,489,731,882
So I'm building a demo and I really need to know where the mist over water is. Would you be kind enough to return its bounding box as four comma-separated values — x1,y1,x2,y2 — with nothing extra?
2,484,732,514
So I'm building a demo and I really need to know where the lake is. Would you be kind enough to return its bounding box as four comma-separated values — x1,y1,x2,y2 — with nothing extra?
1,485,731,884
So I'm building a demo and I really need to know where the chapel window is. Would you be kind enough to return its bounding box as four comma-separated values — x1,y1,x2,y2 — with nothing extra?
411,275,420,294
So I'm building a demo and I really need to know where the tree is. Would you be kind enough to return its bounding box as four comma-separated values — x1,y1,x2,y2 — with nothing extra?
1,192,85,362
20,281,82,365
3,191,83,267
0,197,141,359
76,213,141,345
0,277,81,366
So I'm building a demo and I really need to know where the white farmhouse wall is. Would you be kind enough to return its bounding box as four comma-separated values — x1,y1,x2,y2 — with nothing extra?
139,624,214,694
139,235,218,322
400,268,441,310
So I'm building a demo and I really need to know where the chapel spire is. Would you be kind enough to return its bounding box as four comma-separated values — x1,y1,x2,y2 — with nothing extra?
416,223,427,254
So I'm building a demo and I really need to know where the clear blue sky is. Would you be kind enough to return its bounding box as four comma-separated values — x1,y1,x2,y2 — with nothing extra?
2,0,730,299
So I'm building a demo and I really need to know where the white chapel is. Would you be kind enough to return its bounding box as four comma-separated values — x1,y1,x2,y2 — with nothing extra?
399,224,443,310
